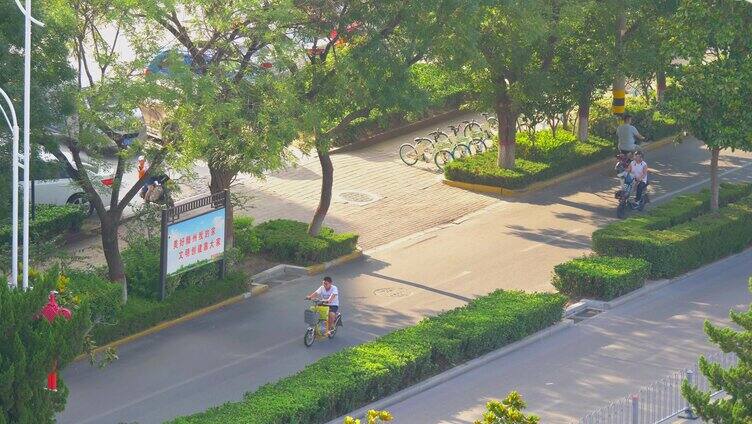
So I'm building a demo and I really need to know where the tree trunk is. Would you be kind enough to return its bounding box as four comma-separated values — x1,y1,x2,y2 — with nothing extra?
309,145,333,236
495,100,518,169
101,213,127,302
209,165,236,251
657,70,667,103
710,147,720,211
577,94,591,141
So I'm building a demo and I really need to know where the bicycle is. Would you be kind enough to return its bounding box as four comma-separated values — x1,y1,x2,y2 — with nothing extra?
428,127,473,165
303,299,342,347
482,113,498,131
399,137,436,166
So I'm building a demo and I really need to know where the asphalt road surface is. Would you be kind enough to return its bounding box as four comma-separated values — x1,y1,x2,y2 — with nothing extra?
59,138,752,424
385,248,752,423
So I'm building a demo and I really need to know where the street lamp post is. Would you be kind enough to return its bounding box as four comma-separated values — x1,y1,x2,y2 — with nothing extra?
0,89,20,287
3,0,44,290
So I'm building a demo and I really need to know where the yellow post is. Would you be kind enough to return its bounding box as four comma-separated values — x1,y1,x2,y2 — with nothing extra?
612,88,626,115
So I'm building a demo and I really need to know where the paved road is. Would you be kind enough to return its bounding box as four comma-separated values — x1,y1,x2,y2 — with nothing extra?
59,139,752,424
384,249,752,424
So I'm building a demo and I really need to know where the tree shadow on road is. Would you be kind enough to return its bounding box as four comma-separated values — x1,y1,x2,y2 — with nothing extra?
505,225,593,250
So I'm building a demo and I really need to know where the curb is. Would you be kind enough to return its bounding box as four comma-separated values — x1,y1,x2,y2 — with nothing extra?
306,249,364,275
75,281,269,362
327,320,574,424
443,136,677,196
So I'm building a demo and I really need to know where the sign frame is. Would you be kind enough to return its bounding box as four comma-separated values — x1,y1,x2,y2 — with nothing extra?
159,190,228,300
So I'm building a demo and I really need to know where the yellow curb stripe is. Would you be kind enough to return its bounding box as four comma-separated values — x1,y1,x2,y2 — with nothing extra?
444,136,676,196
306,249,364,275
75,284,269,362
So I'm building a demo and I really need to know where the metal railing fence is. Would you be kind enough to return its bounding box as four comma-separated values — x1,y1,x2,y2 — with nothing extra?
580,351,737,424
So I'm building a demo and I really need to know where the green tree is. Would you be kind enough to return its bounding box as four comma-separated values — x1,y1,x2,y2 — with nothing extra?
122,0,300,247
438,0,564,169
665,0,752,210
289,0,466,235
0,269,90,424
682,278,752,421
554,0,613,141
42,0,179,300
474,392,539,424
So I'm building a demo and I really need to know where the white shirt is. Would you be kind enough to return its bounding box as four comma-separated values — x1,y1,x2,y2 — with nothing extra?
629,160,648,183
315,285,339,306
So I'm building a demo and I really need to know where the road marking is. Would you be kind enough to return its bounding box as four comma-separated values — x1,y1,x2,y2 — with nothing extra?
520,228,587,252
651,160,752,203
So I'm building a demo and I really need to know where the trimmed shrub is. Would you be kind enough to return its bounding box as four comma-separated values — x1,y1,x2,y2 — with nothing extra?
255,219,358,266
122,236,162,299
65,269,122,323
552,256,651,300
233,217,262,256
592,183,752,277
444,131,613,189
0,204,85,246
169,290,566,424
92,272,247,345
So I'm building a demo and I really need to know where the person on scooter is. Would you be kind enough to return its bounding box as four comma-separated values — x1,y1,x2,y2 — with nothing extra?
306,276,339,336
627,151,649,204
617,114,646,156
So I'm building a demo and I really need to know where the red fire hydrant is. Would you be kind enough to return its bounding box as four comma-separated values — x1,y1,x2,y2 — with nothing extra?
39,291,72,392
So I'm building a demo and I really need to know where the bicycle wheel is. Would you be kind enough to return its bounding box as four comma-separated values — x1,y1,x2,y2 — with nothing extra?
470,139,487,154
616,201,627,219
452,143,472,159
304,328,315,347
430,130,451,144
487,116,498,130
464,122,483,138
637,194,649,211
434,149,454,170
414,137,435,162
399,143,419,166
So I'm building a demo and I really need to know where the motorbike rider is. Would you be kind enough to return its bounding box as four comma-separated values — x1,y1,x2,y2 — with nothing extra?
626,151,649,203
617,114,646,157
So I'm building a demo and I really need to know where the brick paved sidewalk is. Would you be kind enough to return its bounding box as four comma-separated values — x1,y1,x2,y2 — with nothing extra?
61,112,497,264
233,112,497,250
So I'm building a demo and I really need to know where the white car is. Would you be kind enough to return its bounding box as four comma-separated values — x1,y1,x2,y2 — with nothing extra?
30,149,115,217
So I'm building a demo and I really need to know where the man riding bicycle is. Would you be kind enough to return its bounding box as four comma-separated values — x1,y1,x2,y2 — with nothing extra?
306,276,339,336
617,114,646,157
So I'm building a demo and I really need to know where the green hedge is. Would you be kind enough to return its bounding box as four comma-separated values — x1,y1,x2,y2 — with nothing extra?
552,256,651,300
92,272,247,345
254,219,358,266
444,131,613,189
170,290,566,424
233,217,262,256
592,183,752,278
0,204,85,247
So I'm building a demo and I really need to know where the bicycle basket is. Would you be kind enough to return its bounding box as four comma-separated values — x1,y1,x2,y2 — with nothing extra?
304,309,319,326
